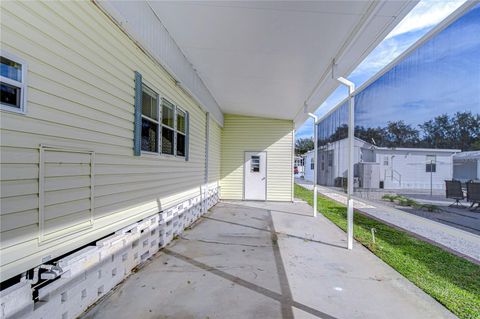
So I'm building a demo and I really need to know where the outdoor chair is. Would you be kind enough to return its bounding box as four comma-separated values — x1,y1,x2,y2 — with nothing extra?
445,180,465,208
466,181,480,211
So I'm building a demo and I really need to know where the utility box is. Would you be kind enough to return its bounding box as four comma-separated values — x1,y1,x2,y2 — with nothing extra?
357,162,380,189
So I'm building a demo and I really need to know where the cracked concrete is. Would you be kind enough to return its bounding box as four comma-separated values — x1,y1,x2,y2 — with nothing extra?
82,200,456,319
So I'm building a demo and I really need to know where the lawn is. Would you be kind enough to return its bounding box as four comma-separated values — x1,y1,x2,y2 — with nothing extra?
295,184,480,319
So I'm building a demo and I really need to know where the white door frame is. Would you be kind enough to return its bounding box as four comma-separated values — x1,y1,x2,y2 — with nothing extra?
243,151,267,201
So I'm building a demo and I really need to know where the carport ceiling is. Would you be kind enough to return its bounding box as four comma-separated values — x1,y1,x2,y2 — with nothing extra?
148,1,417,128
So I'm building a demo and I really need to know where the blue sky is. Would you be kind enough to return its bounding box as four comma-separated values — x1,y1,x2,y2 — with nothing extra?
296,0,469,140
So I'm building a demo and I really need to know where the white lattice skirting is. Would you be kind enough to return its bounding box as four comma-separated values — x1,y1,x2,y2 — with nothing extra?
0,187,220,319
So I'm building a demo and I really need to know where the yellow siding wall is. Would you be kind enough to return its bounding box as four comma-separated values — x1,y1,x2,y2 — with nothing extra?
220,114,294,201
0,1,218,280
208,116,221,184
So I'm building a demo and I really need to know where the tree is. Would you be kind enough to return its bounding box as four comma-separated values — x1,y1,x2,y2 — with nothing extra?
385,121,420,148
295,138,314,155
420,112,480,151
450,111,480,151
313,112,479,150
328,124,348,144
355,125,387,146
471,139,480,151
419,114,452,149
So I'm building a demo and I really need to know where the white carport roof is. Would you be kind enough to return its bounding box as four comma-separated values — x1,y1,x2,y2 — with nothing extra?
98,1,417,128
454,151,480,160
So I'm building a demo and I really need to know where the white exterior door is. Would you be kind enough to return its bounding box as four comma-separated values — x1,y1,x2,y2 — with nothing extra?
244,151,267,200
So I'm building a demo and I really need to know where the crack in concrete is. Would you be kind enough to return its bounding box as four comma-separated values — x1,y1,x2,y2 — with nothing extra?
179,235,272,248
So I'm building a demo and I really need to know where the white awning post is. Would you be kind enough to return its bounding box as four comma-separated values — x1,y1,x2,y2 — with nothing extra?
337,77,355,250
308,113,318,217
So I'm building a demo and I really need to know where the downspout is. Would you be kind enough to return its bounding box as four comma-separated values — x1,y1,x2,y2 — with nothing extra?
203,112,210,213
308,113,318,218
337,77,355,250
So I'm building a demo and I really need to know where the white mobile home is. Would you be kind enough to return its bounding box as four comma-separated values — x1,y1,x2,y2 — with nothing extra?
375,147,459,190
453,151,480,182
303,150,314,182
304,138,374,185
311,137,459,190
0,1,417,318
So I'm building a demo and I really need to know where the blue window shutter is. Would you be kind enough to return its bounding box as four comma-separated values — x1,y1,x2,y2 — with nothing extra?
185,111,190,161
133,71,142,156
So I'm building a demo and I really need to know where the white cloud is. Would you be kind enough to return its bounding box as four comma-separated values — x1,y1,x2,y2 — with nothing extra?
351,37,409,78
386,0,466,39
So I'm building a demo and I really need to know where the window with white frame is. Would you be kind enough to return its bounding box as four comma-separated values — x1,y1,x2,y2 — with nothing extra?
1,53,27,113
138,82,188,157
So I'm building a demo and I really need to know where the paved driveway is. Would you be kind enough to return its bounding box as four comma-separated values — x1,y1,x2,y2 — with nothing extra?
82,200,455,319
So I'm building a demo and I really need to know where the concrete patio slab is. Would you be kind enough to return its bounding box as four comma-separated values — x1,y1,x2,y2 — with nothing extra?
82,200,456,319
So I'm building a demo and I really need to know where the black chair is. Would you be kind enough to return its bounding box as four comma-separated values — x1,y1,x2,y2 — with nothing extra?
466,181,480,211
445,180,465,208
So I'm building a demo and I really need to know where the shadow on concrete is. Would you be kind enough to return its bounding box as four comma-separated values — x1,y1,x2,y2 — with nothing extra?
203,216,345,250
164,205,338,319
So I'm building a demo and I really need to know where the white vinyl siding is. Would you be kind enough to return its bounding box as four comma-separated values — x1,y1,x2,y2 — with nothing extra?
220,114,294,201
0,1,210,280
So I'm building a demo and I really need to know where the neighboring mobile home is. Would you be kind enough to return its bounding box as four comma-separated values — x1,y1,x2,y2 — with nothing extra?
304,137,460,190
0,1,417,318
374,146,460,190
453,151,480,182
303,150,315,182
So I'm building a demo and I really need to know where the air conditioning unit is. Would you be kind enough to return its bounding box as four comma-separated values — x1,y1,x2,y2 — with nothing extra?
358,162,380,189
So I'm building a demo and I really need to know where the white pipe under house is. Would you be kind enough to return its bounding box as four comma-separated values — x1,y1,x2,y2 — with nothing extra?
337,77,355,250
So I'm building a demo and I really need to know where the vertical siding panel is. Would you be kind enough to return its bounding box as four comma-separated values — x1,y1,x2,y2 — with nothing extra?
208,117,221,183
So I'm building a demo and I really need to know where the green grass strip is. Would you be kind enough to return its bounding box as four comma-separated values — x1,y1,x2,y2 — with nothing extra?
295,184,480,319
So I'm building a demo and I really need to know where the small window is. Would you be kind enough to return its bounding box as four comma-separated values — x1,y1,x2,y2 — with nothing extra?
1,53,27,113
328,152,333,167
311,157,314,170
251,156,260,172
383,156,389,166
426,155,436,173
